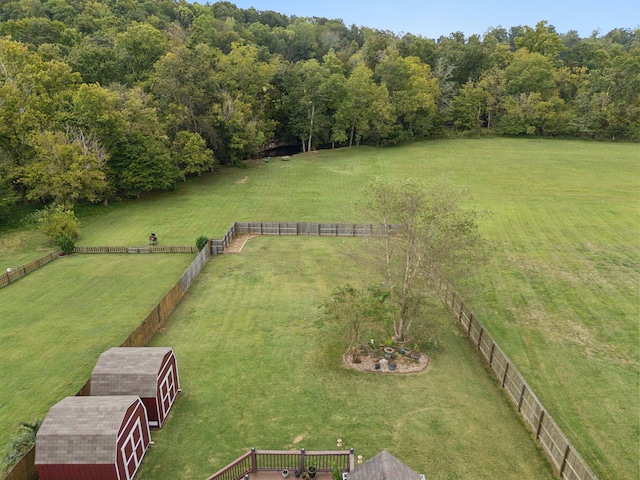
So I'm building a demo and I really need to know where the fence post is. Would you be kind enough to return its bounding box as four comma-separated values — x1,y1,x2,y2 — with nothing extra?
458,301,465,322
517,384,527,412
299,448,306,473
477,326,484,349
349,448,355,472
559,444,571,477
251,447,257,473
535,409,545,440
501,362,510,388
488,342,496,367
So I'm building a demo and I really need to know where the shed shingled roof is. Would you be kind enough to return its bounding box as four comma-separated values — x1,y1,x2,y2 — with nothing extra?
348,450,422,480
91,347,173,397
35,395,141,465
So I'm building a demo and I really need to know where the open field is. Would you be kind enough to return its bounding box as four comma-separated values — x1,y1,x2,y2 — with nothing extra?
140,237,555,480
0,253,194,461
0,138,637,478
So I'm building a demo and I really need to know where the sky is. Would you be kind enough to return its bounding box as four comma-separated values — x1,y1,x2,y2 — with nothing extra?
226,0,639,39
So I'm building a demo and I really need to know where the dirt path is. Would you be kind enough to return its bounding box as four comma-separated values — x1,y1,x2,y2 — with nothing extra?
224,234,258,253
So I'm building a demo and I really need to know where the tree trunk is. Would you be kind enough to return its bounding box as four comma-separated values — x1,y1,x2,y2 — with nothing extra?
307,103,315,152
349,124,355,147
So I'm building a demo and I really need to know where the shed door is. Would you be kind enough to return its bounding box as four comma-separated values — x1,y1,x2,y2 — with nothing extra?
121,417,145,480
159,366,176,420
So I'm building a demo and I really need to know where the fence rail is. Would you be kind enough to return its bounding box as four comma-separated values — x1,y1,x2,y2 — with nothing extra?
73,245,198,254
234,221,390,238
0,250,60,289
211,222,399,253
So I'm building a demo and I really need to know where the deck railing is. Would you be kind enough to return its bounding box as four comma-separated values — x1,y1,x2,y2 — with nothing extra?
205,449,355,480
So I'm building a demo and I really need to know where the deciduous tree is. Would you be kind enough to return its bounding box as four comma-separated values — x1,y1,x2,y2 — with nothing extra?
171,131,215,178
359,177,485,341
21,128,109,207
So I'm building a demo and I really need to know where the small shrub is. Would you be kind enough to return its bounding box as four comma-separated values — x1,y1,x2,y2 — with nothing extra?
56,232,75,255
332,465,343,480
195,235,209,251
33,205,80,244
1,419,42,473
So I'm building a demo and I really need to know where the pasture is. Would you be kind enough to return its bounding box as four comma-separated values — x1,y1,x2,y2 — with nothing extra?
0,138,637,479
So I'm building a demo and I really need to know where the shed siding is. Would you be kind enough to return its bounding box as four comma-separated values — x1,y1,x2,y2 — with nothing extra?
117,400,151,480
155,351,179,427
37,463,116,480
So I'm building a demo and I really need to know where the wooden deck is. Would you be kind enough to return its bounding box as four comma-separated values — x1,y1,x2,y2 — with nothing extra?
204,449,353,480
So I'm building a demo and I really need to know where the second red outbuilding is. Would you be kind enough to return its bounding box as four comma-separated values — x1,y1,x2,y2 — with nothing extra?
91,347,180,428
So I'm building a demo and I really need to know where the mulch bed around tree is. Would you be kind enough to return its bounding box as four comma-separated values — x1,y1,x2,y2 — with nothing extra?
342,350,429,374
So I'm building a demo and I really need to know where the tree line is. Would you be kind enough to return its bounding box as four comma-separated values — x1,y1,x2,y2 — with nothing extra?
0,0,638,212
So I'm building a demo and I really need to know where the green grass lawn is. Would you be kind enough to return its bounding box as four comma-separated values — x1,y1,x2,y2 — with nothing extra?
0,138,637,479
140,237,555,480
0,253,194,464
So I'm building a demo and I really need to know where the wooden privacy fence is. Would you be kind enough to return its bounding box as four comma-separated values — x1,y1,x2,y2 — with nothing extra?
438,281,598,480
0,250,60,289
235,221,389,237
211,221,398,252
3,243,211,480
205,449,355,480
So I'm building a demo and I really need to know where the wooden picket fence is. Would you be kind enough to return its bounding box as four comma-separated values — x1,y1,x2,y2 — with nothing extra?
0,251,60,289
0,245,197,291
73,245,198,254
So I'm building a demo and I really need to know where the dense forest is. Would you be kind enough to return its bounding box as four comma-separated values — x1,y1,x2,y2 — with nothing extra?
0,0,638,210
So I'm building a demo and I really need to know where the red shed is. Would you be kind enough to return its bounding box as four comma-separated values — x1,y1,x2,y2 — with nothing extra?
36,395,151,480
91,347,180,428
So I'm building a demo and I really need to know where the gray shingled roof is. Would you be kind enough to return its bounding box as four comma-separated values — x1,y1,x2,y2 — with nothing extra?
91,347,173,397
36,396,141,465
348,451,422,480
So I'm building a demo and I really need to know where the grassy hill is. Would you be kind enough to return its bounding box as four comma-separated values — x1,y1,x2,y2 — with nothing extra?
0,138,637,479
